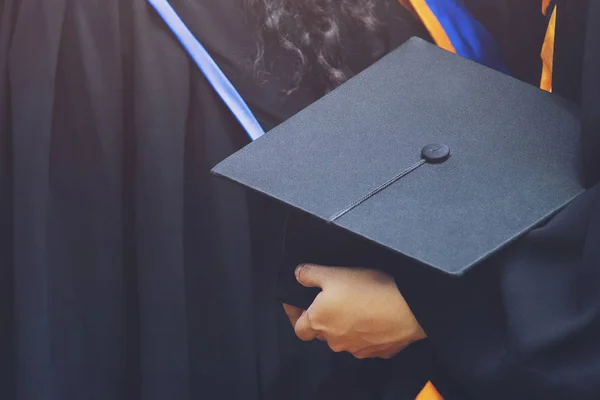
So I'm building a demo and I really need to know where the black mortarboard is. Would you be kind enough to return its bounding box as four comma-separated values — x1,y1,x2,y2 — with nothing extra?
212,38,584,308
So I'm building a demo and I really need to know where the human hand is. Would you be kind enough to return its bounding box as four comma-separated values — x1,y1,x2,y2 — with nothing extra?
283,264,426,359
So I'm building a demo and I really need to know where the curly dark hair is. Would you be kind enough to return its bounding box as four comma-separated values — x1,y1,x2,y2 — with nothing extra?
245,0,385,93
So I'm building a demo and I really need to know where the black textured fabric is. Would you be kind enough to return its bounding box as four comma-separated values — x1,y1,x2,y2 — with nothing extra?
581,0,600,187
552,0,588,104
0,0,430,399
398,182,600,400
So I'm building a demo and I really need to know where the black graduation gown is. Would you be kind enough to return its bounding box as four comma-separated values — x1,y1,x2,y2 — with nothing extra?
1,0,580,399
0,1,430,399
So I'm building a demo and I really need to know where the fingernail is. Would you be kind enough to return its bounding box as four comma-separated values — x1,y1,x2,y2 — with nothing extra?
295,264,304,280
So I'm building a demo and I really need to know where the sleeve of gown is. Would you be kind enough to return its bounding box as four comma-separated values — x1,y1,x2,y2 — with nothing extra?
397,182,600,400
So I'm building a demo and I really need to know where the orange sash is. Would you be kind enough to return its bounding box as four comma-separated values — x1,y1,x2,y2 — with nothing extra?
541,0,557,92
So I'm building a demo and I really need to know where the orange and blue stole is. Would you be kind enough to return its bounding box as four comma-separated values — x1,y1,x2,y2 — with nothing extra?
398,0,510,75
399,0,557,93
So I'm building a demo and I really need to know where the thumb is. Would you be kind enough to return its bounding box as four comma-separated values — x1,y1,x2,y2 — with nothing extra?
295,264,331,289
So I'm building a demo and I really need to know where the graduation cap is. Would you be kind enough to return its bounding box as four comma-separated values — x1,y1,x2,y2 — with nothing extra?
212,38,584,308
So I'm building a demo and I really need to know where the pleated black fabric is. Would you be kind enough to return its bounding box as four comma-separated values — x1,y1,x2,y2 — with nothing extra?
0,1,430,399
0,1,316,399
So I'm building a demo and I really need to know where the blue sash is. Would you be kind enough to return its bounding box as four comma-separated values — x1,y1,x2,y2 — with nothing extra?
400,0,510,74
147,0,266,141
